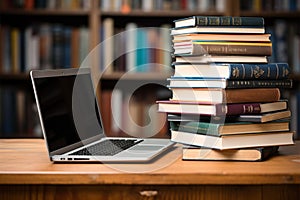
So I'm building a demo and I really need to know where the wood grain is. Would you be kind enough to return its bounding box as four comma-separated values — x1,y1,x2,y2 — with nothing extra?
0,139,300,185
0,139,300,199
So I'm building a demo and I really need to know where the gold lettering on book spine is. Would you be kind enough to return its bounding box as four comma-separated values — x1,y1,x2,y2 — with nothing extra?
232,67,240,78
198,17,208,25
232,17,242,25
221,17,231,25
253,66,264,78
209,17,220,25
243,105,254,113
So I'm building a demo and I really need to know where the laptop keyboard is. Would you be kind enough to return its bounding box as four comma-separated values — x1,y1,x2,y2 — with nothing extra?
70,139,143,156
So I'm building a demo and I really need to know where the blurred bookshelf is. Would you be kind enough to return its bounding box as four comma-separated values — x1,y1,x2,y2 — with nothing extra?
1,0,299,138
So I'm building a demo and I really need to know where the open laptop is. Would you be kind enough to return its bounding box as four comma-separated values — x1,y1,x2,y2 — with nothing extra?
30,68,174,162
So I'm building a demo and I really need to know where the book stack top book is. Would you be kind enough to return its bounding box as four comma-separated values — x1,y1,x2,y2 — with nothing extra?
157,16,294,161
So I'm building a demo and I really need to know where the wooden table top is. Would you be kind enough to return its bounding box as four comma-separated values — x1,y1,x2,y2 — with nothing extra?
0,139,300,185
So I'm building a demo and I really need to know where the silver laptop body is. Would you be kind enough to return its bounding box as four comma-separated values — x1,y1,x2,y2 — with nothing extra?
30,68,174,162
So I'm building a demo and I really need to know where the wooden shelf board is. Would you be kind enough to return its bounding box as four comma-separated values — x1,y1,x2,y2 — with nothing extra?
0,73,29,81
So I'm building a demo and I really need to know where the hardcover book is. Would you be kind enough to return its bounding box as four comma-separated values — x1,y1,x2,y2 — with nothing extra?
231,110,291,123
171,130,294,150
173,41,272,56
174,16,265,28
168,77,292,89
172,63,290,79
167,110,291,123
170,88,281,104
174,55,268,63
170,120,289,136
171,26,265,35
157,100,288,116
182,146,279,161
172,33,271,42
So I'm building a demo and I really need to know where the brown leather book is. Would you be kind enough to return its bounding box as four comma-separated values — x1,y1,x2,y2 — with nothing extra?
171,88,281,104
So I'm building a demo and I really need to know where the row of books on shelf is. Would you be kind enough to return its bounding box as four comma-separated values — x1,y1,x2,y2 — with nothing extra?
0,0,92,10
240,0,300,12
100,18,172,73
157,15,294,161
100,0,226,12
0,88,40,137
0,24,89,73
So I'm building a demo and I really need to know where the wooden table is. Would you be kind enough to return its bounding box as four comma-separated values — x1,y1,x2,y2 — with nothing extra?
0,139,300,200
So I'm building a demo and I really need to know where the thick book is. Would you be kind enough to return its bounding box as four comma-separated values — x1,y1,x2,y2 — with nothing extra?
172,33,271,42
157,100,288,116
171,26,265,35
174,55,268,63
170,121,289,136
168,77,292,89
171,130,294,150
182,146,279,161
172,63,290,79
173,41,272,56
174,16,265,28
171,88,281,104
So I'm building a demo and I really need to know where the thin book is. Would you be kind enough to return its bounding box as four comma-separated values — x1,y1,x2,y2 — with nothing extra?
172,34,271,42
157,100,288,116
168,77,292,89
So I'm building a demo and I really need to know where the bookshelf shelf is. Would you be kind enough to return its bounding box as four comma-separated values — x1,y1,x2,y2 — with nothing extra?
0,73,29,81
0,9,90,16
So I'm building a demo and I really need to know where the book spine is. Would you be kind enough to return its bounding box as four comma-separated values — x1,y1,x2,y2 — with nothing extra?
170,121,221,136
225,88,281,103
225,79,293,89
226,63,290,80
216,103,262,115
195,16,264,27
192,43,272,56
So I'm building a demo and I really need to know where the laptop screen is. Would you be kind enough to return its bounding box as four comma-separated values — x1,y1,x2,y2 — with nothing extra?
33,71,103,153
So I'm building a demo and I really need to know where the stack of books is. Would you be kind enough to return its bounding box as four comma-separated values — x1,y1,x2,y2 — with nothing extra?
157,16,294,161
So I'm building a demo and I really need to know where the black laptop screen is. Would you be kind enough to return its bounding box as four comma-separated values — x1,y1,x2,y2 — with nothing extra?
34,73,103,152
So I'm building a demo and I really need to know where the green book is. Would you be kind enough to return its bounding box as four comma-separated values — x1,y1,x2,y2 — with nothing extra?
170,120,289,136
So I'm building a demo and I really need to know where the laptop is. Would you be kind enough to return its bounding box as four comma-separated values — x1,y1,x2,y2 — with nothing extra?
30,68,174,162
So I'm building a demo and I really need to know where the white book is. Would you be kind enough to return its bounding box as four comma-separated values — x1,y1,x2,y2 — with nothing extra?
171,130,294,150
103,18,114,73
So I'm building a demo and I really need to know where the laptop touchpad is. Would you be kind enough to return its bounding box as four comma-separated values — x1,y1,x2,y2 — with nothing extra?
129,145,163,151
